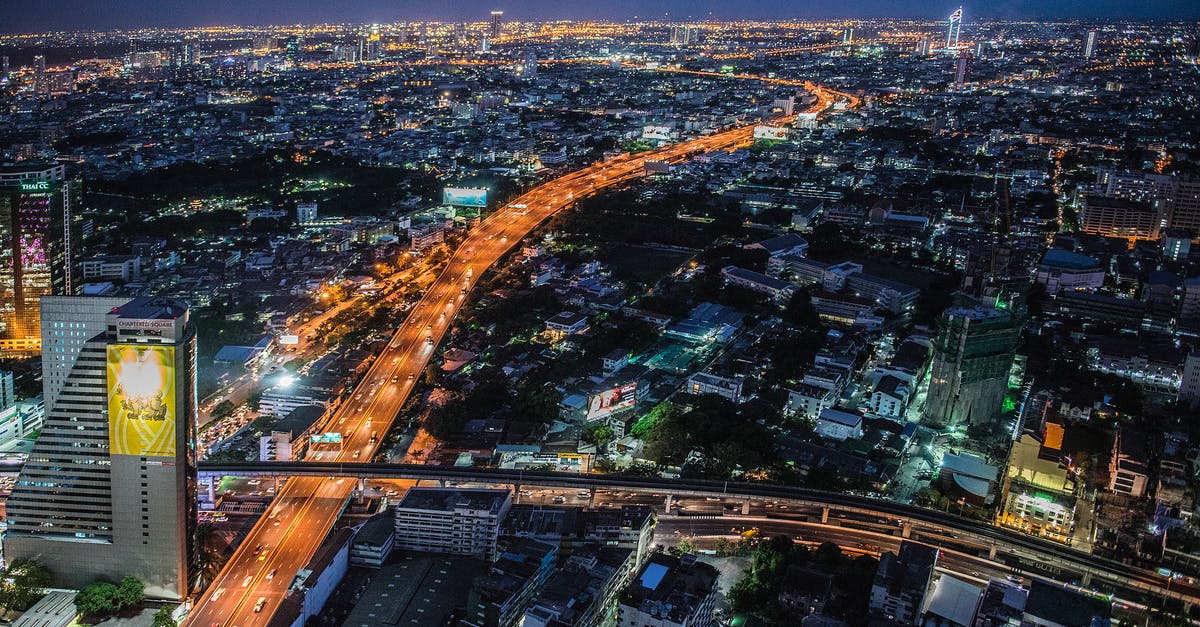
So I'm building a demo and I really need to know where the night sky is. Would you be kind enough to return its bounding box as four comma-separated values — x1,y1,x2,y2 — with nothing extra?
2,0,1198,33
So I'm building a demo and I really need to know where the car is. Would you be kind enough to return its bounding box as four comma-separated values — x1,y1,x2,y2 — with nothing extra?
210,587,225,601
551,496,566,504
353,450,361,458
408,372,415,380
266,569,277,580
254,597,267,613
242,576,253,588
273,519,281,526
252,544,264,555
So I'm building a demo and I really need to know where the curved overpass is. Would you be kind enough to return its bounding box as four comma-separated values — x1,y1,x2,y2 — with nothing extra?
199,461,1197,607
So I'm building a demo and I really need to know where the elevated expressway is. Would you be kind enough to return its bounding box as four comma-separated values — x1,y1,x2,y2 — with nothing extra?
185,86,846,626
198,461,1196,609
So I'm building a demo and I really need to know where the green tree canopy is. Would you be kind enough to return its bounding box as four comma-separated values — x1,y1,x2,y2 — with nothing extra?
0,559,54,612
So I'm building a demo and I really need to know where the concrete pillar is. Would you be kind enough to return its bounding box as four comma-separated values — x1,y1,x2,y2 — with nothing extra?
357,478,366,492
664,494,673,511
988,544,997,560
742,500,751,515
513,485,521,504
821,506,829,523
207,477,216,501
1081,572,1092,586
901,521,912,538
273,475,280,494
587,487,596,507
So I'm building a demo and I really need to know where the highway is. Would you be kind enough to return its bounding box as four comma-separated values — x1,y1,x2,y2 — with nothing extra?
185,86,848,626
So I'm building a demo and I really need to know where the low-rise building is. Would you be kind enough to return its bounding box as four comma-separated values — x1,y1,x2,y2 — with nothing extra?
466,538,558,627
616,553,718,627
815,408,864,442
869,541,939,624
394,488,512,558
685,371,745,403
721,265,800,304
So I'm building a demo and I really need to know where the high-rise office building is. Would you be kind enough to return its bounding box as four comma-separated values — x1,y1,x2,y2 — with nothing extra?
670,25,697,46
489,10,504,40
285,35,301,66
917,37,931,56
925,300,1022,428
954,53,972,86
1083,29,1097,59
946,8,963,50
0,163,81,354
843,28,854,45
5,296,198,600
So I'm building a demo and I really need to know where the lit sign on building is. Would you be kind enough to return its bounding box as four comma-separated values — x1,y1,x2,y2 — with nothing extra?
310,432,343,444
443,187,488,208
18,181,50,192
753,126,790,141
108,344,177,457
585,382,638,421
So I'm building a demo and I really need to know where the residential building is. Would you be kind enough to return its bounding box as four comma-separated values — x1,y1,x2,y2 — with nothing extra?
869,375,911,421
785,384,838,421
616,553,718,627
5,296,197,599
465,537,557,627
815,408,864,442
545,311,590,338
1079,194,1159,241
921,574,982,627
394,487,512,558
521,546,637,627
1108,426,1149,498
685,372,744,403
869,541,939,624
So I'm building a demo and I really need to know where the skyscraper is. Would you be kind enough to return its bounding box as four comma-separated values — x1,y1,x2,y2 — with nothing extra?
954,53,972,86
946,8,963,50
0,163,81,354
925,300,1022,429
489,10,504,40
917,37,931,56
4,296,197,600
1083,29,1097,59
843,28,854,45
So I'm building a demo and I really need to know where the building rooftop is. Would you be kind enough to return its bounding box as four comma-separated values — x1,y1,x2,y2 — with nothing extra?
396,487,511,514
1023,579,1112,627
620,553,717,624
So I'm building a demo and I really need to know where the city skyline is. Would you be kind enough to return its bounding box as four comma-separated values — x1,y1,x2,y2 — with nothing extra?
0,1,1198,625
2,0,1199,33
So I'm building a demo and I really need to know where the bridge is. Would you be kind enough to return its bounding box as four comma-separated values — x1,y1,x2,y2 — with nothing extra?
199,461,1197,608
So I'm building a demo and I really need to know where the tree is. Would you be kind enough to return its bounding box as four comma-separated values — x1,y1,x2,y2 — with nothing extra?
152,607,177,627
583,423,614,447
783,289,821,328
116,576,145,609
210,400,236,420
0,559,54,612
75,581,119,617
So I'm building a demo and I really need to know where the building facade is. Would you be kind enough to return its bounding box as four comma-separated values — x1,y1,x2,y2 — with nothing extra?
0,164,81,354
925,302,1021,428
5,296,197,599
393,487,512,557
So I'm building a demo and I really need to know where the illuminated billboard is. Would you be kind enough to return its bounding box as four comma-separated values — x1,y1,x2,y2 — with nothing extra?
108,344,177,457
753,126,790,141
642,125,672,141
586,382,638,421
310,432,343,444
279,334,300,345
443,187,488,208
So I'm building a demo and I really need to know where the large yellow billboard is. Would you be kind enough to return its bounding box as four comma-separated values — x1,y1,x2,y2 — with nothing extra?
108,344,177,457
